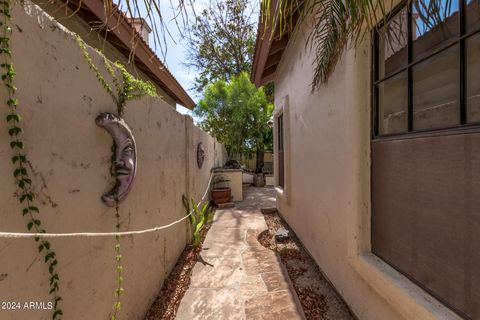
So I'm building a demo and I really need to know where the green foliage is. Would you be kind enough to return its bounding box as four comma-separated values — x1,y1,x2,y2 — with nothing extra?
0,0,62,318
76,35,158,320
183,195,212,248
185,0,256,92
111,230,124,320
261,0,457,90
260,0,383,90
76,36,157,116
190,199,211,247
195,72,273,160
259,0,370,90
113,62,157,115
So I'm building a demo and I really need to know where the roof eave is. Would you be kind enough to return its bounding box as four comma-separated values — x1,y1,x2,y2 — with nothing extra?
68,0,195,109
251,0,301,88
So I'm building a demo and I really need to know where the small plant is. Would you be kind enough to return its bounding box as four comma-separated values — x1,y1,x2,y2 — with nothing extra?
76,36,157,117
190,199,211,247
111,212,123,320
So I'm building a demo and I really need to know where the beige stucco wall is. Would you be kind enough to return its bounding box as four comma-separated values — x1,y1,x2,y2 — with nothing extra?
0,2,224,319
31,0,178,108
265,175,274,186
272,5,461,320
234,151,274,172
189,124,227,203
212,169,243,202
223,170,242,201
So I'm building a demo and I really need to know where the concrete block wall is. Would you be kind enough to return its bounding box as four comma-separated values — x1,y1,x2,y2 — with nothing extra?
0,2,226,319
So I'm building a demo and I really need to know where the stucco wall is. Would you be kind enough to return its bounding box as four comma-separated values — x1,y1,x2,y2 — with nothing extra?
272,6,460,320
0,2,224,319
232,152,274,173
211,169,243,202
189,124,227,202
31,0,178,108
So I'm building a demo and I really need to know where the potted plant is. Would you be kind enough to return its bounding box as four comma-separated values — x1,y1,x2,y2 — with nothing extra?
211,174,231,205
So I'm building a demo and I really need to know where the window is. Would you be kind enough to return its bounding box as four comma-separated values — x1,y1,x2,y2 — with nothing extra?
371,2,480,318
277,114,285,188
373,0,480,137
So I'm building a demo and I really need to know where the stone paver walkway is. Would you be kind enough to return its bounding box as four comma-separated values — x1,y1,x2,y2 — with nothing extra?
176,187,305,320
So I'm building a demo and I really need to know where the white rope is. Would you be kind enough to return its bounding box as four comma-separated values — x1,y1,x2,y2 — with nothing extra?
0,172,214,239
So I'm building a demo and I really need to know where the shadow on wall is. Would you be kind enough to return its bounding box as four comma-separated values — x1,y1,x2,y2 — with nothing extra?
0,2,227,319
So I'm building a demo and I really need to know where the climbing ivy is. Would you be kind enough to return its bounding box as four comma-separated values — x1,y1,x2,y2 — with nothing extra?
0,2,157,319
76,36,157,116
76,35,157,320
0,0,62,319
112,218,124,320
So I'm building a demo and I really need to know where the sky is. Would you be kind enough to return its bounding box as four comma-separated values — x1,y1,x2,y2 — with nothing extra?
413,0,459,37
146,0,210,117
131,0,258,118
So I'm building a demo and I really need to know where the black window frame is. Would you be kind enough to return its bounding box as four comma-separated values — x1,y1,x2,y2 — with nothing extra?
277,114,285,188
372,0,480,139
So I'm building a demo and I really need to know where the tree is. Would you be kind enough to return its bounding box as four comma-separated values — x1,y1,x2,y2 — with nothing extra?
184,0,256,92
195,72,273,173
60,0,452,94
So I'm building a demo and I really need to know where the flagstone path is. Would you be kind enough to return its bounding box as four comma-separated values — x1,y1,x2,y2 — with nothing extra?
176,187,305,320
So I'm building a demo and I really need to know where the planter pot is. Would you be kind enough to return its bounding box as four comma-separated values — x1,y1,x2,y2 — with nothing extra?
211,187,232,205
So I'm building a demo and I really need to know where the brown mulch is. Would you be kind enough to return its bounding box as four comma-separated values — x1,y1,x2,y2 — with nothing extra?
260,211,356,320
144,212,215,320
257,229,276,250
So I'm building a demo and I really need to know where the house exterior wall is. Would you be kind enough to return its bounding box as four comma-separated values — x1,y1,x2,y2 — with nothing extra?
272,6,461,320
0,2,225,319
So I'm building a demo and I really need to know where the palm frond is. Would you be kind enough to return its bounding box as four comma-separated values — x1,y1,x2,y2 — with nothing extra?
261,0,456,91
260,0,384,90
60,0,457,90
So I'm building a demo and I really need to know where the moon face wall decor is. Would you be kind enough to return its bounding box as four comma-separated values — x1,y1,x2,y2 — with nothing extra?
197,142,205,169
96,112,137,207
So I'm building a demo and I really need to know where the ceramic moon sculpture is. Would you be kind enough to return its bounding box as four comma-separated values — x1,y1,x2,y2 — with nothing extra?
96,112,137,207
197,142,205,169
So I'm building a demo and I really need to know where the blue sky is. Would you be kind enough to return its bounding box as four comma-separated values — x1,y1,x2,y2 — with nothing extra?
146,0,209,117
131,0,258,117
413,0,459,37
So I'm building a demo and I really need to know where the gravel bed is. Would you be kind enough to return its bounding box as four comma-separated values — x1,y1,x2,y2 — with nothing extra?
261,211,356,320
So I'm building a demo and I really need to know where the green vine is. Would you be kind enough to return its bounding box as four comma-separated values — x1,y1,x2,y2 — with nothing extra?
1,0,62,319
75,36,156,116
111,206,124,320
76,35,156,320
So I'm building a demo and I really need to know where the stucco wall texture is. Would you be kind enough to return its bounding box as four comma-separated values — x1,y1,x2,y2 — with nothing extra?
30,0,178,108
0,2,226,319
272,5,460,320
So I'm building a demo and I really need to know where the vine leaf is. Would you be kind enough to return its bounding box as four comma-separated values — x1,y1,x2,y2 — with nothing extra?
6,113,21,122
53,309,63,318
